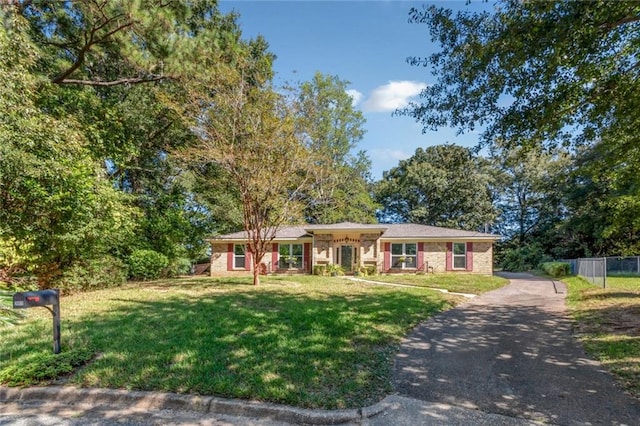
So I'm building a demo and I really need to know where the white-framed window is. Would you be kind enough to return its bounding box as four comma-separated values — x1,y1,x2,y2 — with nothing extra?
453,242,466,269
391,243,417,268
279,243,303,269
234,244,246,269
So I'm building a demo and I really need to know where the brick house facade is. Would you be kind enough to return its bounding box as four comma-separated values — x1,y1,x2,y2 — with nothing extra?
209,222,499,276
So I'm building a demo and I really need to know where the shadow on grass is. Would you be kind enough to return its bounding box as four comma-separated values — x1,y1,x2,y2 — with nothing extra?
0,286,449,409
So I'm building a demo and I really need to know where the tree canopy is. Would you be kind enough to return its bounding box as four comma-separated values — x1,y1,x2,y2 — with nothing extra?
398,0,640,266
401,1,640,150
375,145,496,231
291,72,377,224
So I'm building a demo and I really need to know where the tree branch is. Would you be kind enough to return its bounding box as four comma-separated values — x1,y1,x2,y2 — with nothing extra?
54,75,170,87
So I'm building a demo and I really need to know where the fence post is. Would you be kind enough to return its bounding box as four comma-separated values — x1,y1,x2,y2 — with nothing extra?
603,257,607,289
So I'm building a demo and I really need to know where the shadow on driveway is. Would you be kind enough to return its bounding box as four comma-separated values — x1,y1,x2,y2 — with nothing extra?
393,273,640,425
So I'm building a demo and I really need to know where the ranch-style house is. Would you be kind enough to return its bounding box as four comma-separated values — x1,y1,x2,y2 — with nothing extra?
209,222,499,276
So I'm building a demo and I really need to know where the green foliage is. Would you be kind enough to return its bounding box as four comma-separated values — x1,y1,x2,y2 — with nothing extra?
0,14,139,287
54,257,128,294
539,262,571,278
0,346,95,386
0,291,23,327
499,243,549,272
313,265,328,276
292,72,377,224
375,145,496,230
127,250,169,281
326,264,345,276
402,1,640,150
167,257,193,277
400,1,640,258
491,143,570,246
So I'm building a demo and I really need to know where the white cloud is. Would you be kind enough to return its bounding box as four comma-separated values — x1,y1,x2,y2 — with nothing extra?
362,81,427,113
346,89,363,106
370,148,411,162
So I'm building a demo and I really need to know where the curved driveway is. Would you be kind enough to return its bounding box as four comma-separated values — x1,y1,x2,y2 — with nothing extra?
392,272,640,425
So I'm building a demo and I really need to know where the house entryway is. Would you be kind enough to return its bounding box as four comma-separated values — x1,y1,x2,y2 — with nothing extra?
338,245,353,273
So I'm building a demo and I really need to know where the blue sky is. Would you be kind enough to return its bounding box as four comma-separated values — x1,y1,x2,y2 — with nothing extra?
218,1,490,179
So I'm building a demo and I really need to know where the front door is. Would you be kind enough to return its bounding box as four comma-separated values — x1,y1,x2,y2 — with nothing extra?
339,245,353,272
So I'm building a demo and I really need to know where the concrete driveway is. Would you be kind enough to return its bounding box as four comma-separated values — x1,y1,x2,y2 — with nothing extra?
392,272,640,425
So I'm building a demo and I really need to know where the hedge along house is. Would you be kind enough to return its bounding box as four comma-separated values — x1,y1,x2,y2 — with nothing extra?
209,222,499,276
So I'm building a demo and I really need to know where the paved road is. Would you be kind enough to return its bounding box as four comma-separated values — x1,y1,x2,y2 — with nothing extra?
393,272,640,425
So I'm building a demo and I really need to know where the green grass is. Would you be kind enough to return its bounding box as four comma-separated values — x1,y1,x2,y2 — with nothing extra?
358,273,509,295
563,275,640,399
0,275,464,409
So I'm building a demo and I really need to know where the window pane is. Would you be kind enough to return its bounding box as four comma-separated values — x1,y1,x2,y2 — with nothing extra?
405,243,417,255
234,245,245,255
279,244,290,256
391,244,403,255
292,244,303,256
392,256,403,267
405,256,416,267
453,256,466,269
236,257,246,268
453,243,466,255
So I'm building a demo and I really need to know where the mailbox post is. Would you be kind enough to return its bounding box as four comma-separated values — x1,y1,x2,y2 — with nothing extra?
13,289,61,354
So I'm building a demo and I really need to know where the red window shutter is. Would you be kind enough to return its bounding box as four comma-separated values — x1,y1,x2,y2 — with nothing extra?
466,242,473,271
272,243,278,271
227,243,234,271
417,242,424,270
304,243,311,272
245,246,251,271
383,243,390,271
446,242,453,271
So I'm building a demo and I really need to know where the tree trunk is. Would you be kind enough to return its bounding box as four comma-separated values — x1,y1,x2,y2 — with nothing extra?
253,262,260,286
252,252,262,286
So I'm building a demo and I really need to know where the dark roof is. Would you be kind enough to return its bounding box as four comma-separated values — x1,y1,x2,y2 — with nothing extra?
380,223,497,239
213,226,310,240
213,222,498,241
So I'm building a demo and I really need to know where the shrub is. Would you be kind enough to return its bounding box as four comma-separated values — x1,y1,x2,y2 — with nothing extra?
313,265,328,276
0,346,95,386
127,250,169,281
55,256,127,293
165,257,192,277
326,264,344,276
499,244,546,272
540,261,571,278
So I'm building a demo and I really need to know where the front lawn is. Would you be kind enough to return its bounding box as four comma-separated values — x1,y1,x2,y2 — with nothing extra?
359,273,508,294
563,275,640,399
1,276,458,409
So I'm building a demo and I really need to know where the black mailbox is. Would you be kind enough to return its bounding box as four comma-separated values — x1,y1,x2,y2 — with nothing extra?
12,289,61,354
13,290,59,309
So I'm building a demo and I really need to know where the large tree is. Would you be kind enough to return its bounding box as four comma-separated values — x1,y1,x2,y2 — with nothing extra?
560,139,640,257
1,1,250,287
401,1,640,256
491,143,570,246
291,72,377,224
9,0,247,262
375,145,496,231
400,1,640,150
180,47,310,286
0,13,137,287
